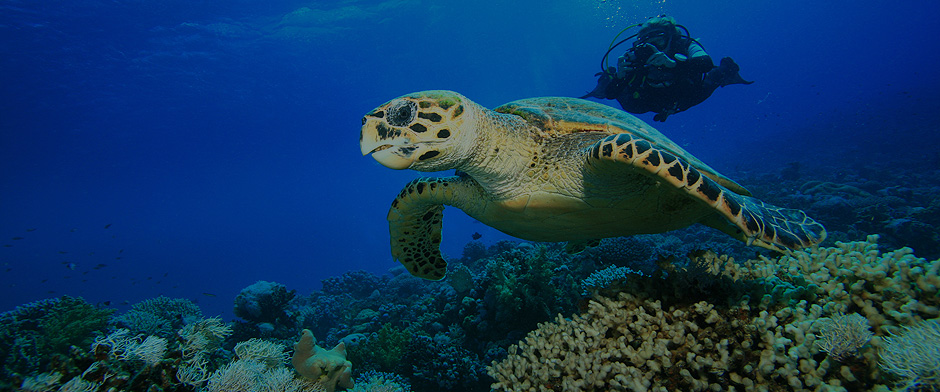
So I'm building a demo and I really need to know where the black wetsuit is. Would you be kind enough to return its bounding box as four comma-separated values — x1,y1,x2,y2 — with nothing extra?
584,38,752,121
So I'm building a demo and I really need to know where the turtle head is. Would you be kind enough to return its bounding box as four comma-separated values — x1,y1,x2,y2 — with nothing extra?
361,90,474,171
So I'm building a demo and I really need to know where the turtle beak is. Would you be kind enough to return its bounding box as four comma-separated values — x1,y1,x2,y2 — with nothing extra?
360,117,418,170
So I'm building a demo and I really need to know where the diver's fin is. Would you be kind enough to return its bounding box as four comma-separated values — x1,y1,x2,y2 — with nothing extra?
581,68,620,99
718,57,754,86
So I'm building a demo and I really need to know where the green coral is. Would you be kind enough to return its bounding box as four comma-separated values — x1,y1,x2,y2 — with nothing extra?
482,243,581,328
0,296,113,382
348,323,413,373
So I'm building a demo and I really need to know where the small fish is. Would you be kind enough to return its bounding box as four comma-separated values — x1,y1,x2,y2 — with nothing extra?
3,245,11,248
118,249,124,253
115,257,121,260
66,263,77,270
163,272,168,277
101,301,111,306
4,268,11,272
104,223,112,229
26,228,36,232
471,232,482,240
93,263,107,269
201,292,216,297
41,279,48,283
11,237,24,240
47,290,56,294
122,300,130,305
70,228,77,232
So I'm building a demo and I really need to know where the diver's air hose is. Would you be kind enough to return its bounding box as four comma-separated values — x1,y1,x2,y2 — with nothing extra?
600,22,641,76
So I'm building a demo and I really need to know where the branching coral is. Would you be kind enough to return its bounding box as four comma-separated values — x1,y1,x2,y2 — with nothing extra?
489,236,940,391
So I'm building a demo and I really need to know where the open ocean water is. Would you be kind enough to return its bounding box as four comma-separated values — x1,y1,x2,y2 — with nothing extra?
1,0,939,391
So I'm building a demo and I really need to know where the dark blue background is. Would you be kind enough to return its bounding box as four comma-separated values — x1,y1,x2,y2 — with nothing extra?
2,0,938,317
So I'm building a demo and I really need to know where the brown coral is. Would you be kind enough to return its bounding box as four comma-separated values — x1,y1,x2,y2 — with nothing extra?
292,329,353,392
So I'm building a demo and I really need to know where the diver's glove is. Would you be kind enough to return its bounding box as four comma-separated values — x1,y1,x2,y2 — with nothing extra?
647,50,676,68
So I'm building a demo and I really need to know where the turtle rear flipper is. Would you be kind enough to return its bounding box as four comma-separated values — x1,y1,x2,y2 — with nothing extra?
587,133,826,250
699,197,827,252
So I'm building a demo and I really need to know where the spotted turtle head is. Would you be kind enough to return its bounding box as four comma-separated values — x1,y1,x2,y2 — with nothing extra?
360,90,472,171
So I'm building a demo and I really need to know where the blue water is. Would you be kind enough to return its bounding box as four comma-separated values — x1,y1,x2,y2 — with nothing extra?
2,0,939,318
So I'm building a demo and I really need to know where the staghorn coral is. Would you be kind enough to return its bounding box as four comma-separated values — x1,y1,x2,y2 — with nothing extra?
489,236,940,391
580,265,646,296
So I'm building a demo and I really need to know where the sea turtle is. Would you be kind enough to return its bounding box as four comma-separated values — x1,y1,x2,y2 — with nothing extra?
360,91,826,280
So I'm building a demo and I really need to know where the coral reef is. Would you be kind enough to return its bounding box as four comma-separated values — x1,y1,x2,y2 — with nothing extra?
347,323,412,373
0,296,112,386
115,296,202,338
489,236,940,391
234,280,297,325
206,355,325,392
349,370,413,392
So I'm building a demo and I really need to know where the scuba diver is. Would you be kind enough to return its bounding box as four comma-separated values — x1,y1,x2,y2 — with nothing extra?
582,15,754,122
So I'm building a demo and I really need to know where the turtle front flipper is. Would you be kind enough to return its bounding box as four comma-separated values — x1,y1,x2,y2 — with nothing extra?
387,175,486,280
586,134,826,251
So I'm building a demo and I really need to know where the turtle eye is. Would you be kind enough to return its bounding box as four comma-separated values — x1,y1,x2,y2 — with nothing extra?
388,99,417,127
